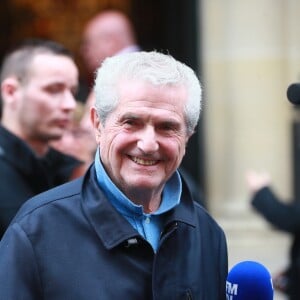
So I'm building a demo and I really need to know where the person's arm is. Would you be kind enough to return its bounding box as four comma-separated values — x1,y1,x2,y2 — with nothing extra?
252,187,300,232
0,223,42,299
246,170,300,232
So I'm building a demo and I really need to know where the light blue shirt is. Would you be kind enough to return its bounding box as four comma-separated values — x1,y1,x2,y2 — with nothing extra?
94,149,182,252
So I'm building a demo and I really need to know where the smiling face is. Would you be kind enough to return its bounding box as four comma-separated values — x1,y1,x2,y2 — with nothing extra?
92,79,190,204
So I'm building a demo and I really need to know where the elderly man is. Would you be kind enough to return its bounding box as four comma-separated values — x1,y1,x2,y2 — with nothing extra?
0,51,228,299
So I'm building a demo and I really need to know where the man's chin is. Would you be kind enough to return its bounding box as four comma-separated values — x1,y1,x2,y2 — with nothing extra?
127,179,161,191
50,133,64,140
44,132,64,143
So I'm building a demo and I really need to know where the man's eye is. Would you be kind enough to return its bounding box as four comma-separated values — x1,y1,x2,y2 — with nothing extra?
158,123,177,132
160,125,173,130
45,84,63,94
124,119,138,126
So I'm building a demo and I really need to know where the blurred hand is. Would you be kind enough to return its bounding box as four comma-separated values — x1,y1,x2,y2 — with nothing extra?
245,170,271,193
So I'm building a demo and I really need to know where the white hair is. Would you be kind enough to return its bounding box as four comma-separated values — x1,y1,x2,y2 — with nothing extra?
94,51,202,135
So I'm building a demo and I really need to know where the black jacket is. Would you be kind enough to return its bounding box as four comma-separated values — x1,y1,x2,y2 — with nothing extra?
0,125,82,237
0,165,228,299
252,187,300,300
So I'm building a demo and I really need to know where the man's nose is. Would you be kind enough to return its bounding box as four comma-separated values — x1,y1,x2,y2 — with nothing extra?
61,90,77,111
137,126,159,153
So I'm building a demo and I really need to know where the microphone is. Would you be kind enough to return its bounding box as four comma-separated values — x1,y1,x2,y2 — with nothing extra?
226,260,274,300
287,83,300,105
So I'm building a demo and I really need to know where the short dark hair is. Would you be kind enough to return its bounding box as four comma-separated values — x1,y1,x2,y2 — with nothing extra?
0,38,73,84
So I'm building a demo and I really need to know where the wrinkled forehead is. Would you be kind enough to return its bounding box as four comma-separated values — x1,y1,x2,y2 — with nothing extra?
116,78,188,110
117,77,188,95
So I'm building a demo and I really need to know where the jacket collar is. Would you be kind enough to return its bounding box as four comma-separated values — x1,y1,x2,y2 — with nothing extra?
81,165,196,250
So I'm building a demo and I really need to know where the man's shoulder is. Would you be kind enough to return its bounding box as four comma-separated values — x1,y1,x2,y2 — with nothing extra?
193,201,225,234
35,177,83,200
14,177,84,221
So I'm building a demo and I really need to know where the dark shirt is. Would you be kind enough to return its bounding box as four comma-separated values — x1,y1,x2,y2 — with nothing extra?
0,125,82,237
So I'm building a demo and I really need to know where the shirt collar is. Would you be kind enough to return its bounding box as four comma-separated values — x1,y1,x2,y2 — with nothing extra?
94,148,182,217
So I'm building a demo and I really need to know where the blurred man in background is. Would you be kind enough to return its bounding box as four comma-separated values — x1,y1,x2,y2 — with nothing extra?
80,9,140,87
0,39,83,237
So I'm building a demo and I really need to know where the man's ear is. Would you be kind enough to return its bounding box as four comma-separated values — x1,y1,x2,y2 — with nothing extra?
185,130,194,144
1,77,20,106
90,107,102,143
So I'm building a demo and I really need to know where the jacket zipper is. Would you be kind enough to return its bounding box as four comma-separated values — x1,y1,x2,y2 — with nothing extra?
160,221,178,241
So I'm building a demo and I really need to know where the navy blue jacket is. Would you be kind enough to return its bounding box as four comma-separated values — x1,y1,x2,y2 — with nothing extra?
0,125,82,237
0,165,228,300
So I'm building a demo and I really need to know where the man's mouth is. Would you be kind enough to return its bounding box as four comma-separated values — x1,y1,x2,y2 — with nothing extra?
130,156,158,166
56,118,70,128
